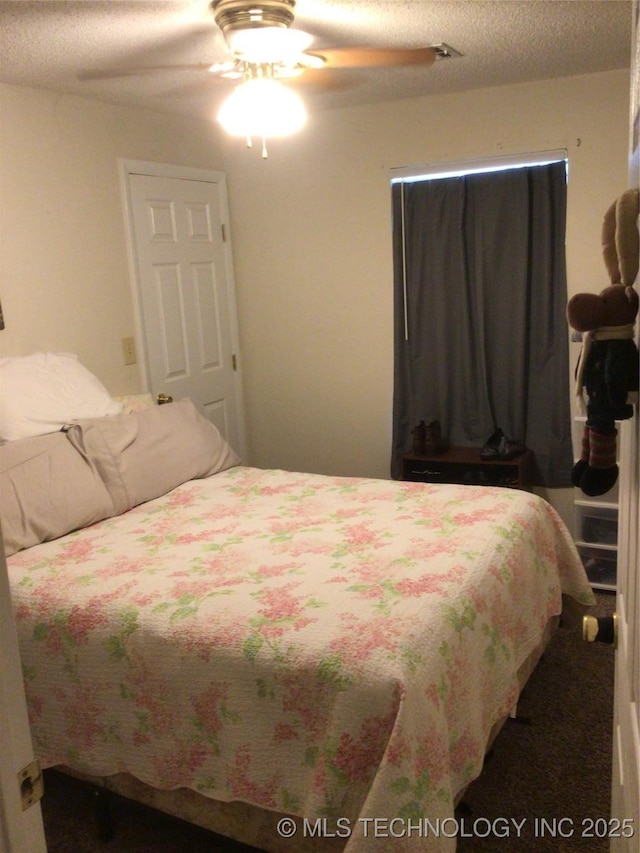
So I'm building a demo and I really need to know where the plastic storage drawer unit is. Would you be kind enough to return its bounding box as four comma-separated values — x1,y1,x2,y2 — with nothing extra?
576,505,618,546
577,544,617,588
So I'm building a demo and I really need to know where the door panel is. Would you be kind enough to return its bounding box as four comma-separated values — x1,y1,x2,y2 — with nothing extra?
156,264,188,377
192,263,223,370
123,165,245,459
610,5,639,845
610,419,640,853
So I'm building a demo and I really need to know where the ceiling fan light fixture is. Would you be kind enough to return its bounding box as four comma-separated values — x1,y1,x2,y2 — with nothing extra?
217,66,306,143
226,26,312,63
212,0,296,35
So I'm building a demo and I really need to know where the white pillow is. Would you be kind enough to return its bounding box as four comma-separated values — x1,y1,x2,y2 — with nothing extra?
0,352,123,442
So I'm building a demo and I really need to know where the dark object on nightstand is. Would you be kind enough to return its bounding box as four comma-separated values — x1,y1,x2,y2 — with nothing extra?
412,419,446,456
424,420,446,454
480,428,527,461
412,421,427,455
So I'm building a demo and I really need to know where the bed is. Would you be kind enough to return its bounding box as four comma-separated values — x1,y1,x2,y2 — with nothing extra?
1,354,595,853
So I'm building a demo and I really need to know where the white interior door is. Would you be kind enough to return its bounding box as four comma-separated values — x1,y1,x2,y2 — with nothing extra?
122,162,246,460
610,422,640,852
0,529,47,853
610,7,640,847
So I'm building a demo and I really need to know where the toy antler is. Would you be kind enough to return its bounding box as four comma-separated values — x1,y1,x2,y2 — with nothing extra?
601,188,639,286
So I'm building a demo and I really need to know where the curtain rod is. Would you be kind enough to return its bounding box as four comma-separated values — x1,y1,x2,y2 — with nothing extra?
390,148,568,184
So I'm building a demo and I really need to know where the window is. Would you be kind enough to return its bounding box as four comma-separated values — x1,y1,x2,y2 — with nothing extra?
390,153,573,487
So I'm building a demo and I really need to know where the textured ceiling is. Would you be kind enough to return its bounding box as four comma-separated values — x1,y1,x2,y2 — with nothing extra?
0,1,633,120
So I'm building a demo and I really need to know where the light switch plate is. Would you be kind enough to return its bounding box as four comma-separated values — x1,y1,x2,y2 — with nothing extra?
122,336,137,365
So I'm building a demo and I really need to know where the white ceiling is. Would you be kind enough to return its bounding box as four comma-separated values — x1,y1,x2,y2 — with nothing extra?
0,1,633,121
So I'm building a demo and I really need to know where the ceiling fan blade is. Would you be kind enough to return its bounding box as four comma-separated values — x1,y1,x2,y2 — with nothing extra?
77,17,230,82
286,68,357,94
304,46,438,70
79,63,216,81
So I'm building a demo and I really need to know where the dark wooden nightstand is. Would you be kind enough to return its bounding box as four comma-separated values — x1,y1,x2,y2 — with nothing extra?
401,446,534,490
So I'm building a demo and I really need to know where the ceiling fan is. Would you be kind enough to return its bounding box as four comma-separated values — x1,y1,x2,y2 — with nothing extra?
204,0,448,154
83,1,445,88
82,0,453,155
208,0,440,80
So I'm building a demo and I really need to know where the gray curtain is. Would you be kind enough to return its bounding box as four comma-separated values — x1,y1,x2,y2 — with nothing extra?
390,160,573,487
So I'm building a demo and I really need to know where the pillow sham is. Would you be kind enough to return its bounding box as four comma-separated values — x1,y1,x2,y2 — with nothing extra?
65,398,240,514
0,352,123,442
0,432,115,557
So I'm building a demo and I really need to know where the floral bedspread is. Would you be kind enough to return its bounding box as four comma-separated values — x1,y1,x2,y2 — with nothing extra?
8,467,594,852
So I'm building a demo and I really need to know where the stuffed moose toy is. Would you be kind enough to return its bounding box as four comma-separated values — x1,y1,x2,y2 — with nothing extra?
566,188,639,497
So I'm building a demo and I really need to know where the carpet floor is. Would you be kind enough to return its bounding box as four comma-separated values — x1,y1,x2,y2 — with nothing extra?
40,593,616,853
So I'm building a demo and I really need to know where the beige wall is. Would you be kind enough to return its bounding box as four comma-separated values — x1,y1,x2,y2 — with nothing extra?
0,71,631,523
0,83,226,394
221,69,630,524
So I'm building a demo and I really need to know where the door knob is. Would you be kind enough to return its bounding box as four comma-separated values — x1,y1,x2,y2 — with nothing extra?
583,613,617,648
157,393,173,405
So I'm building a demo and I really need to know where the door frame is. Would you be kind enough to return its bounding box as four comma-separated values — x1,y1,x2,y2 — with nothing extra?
118,159,247,461
0,527,47,853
